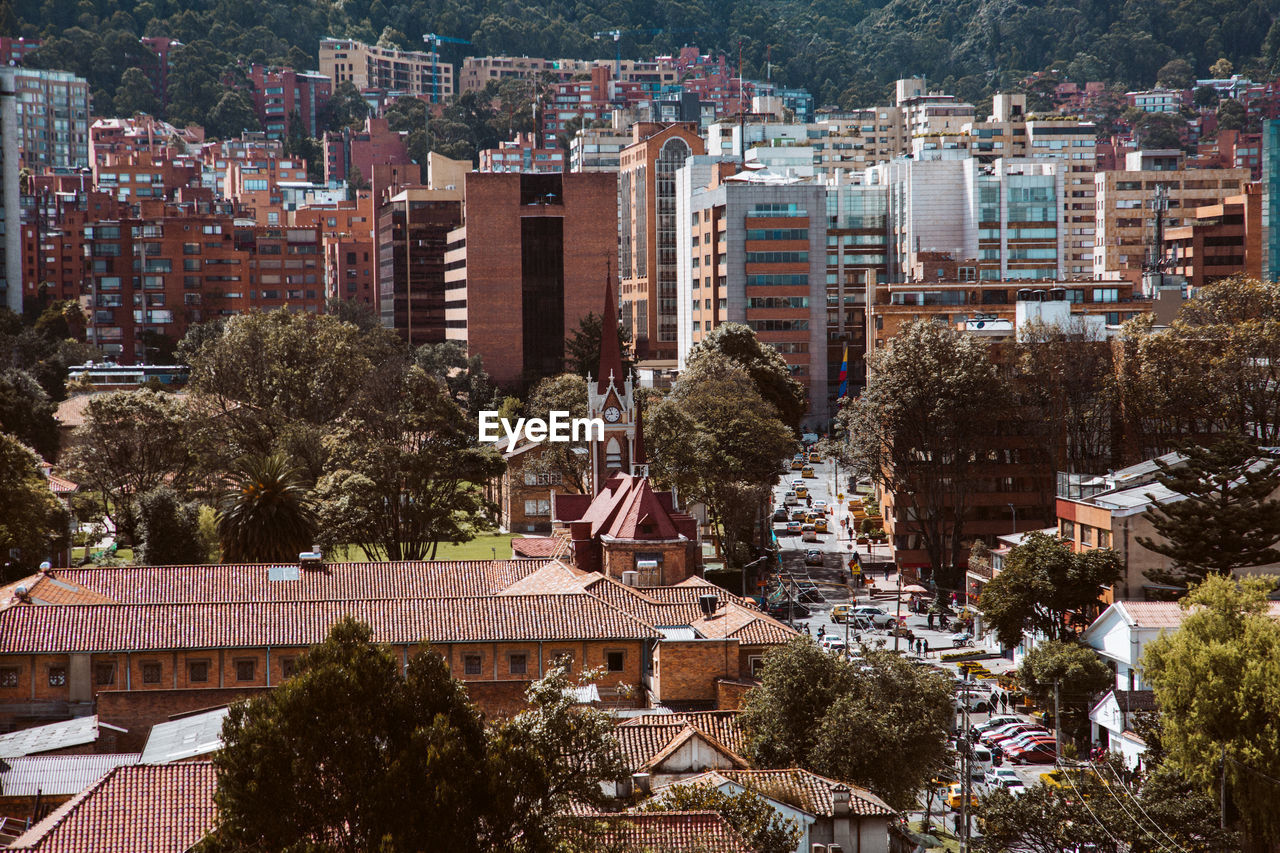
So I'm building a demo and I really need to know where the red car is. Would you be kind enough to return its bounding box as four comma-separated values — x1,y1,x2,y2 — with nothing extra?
982,724,1046,748
999,733,1055,756
1008,742,1058,764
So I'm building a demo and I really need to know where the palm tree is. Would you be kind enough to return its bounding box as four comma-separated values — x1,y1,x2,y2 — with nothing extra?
218,454,317,563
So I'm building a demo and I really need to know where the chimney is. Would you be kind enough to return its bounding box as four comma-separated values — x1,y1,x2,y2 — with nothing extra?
832,784,851,817
622,570,640,587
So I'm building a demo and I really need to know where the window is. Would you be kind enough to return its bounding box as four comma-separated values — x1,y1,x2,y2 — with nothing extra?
1093,288,1119,303
553,652,575,673
1059,519,1076,540
748,656,765,677
281,657,299,679
188,660,210,683
1080,526,1095,547
235,659,257,682
0,667,18,688
606,651,625,673
509,653,528,676
142,661,162,684
524,499,551,516
1098,529,1112,549
94,663,116,686
463,654,482,676
48,666,67,687
522,471,563,486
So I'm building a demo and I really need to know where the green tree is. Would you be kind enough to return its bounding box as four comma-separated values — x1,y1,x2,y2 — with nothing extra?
1156,58,1195,89
66,389,191,548
0,368,58,461
741,639,952,811
206,89,261,138
978,531,1122,649
203,618,493,852
1138,436,1280,586
1131,111,1187,150
1016,639,1112,724
217,453,317,563
639,785,800,853
1143,575,1280,849
113,66,160,116
414,340,498,420
136,486,206,566
523,373,591,493
1217,98,1247,132
166,40,233,128
314,366,502,561
839,319,1005,588
0,434,68,580
686,323,806,430
320,80,369,132
564,312,634,382
647,353,795,568
1211,57,1234,78
1194,85,1222,109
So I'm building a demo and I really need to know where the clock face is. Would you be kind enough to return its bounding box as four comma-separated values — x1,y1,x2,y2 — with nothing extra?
603,406,621,423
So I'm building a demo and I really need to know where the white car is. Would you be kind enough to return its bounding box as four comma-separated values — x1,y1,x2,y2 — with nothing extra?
973,715,1023,735
991,778,1028,797
984,768,1021,792
813,499,828,510
820,635,847,654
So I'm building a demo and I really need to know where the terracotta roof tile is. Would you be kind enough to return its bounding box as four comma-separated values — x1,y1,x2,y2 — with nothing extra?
674,769,896,818
9,762,217,852
0,573,118,610
604,477,682,541
47,560,545,604
510,536,565,558
565,811,757,853
615,711,747,769
0,594,662,653
45,475,78,494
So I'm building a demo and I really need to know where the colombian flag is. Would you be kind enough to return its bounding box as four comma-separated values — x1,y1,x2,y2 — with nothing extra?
837,343,848,398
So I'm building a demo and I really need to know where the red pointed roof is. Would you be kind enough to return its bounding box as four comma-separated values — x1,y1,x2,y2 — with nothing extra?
602,475,682,541
597,276,623,395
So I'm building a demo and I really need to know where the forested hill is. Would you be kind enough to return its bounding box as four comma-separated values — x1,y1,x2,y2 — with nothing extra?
8,0,1280,110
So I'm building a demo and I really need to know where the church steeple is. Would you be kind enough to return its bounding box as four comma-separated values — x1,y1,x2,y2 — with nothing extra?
597,275,623,396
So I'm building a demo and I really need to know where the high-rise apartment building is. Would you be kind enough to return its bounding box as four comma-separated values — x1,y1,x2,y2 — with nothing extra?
443,171,617,389
619,122,705,362
1,68,90,169
1093,151,1249,282
247,65,332,140
318,38,452,100
1263,120,1280,284
376,187,463,347
1164,186,1263,289
677,161,830,427
0,75,20,313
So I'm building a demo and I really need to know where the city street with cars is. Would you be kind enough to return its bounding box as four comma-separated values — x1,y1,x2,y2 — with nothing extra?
763,451,1056,831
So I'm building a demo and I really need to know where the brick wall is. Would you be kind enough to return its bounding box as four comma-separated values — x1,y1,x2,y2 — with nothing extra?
652,640,739,703
96,687,270,751
714,678,757,710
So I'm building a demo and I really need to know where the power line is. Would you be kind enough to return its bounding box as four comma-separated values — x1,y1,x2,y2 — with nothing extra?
1082,760,1180,853
1096,759,1188,853
1225,755,1280,787
1056,760,1125,850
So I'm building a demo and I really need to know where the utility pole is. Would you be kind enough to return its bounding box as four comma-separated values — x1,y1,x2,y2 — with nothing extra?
1221,745,1228,829
893,569,903,653
1054,679,1062,759
960,669,972,852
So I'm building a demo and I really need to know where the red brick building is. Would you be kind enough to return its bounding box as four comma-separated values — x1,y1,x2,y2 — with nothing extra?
247,65,332,141
323,117,412,186
1164,186,1263,289
444,171,618,388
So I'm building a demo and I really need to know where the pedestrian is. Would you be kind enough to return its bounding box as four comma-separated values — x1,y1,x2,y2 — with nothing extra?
950,592,957,607
885,565,891,581
990,689,998,709
804,623,811,636
1000,693,1008,712
927,612,935,630
922,638,929,656
817,625,825,639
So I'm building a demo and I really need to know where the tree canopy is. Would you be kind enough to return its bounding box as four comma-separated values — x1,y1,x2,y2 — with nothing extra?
0,433,68,580
741,638,952,811
978,531,1121,649
686,323,806,431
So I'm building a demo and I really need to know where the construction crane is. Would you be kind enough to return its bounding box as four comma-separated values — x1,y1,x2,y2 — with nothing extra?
422,33,472,103
592,27,699,79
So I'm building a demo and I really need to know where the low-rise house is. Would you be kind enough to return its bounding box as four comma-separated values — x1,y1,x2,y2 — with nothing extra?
1088,689,1158,770
614,711,749,792
645,768,896,853
0,753,141,821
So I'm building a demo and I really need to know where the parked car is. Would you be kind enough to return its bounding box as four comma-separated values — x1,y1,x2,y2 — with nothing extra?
986,728,1050,752
953,689,992,713
984,768,1022,792
1007,743,1057,765
991,778,1029,797
766,600,810,619
850,606,896,629
981,723,1044,747
999,732,1055,754
804,549,824,566
973,716,1024,736
820,635,847,654
945,783,979,809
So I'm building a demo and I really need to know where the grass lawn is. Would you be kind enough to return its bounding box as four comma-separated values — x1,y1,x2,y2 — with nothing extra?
331,533,515,562
70,547,134,564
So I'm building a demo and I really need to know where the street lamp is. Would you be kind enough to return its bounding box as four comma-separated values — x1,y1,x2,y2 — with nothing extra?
742,555,768,600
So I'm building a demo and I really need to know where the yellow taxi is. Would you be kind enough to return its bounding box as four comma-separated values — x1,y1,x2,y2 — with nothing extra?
814,518,829,533
946,783,979,809
801,467,816,478
791,508,808,522
795,486,809,499
831,604,853,622
808,452,821,463
790,458,804,470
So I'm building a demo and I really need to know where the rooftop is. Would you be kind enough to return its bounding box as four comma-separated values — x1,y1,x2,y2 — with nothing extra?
0,717,126,760
0,753,141,797
140,707,230,764
564,811,756,853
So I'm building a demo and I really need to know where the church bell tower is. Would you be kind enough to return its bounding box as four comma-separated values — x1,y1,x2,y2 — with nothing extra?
587,277,636,495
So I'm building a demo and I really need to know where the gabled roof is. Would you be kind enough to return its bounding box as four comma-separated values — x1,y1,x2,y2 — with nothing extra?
39,560,546,604
565,811,757,853
0,573,118,611
0,594,662,653
0,754,141,797
657,768,896,818
0,717,127,760
615,711,747,767
640,725,750,773
604,475,683,541
510,536,565,558
8,763,216,852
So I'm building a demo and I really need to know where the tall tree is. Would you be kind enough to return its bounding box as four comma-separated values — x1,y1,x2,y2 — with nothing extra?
979,531,1121,649
314,365,502,561
1138,436,1280,586
66,389,191,548
0,434,68,580
1016,639,1113,720
522,373,591,494
113,66,160,117
647,353,795,568
204,618,493,853
840,319,1005,587
1143,576,1280,850
217,453,317,563
0,368,58,461
414,340,497,420
206,89,261,138
137,486,207,566
686,323,806,430
1156,58,1195,89
741,639,952,812
564,312,634,382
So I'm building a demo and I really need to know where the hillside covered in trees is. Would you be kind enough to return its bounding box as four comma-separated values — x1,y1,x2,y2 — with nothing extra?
7,0,1280,112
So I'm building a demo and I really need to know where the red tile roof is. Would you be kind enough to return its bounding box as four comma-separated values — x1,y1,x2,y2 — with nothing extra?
659,769,896,818
617,711,747,758
9,762,216,852
565,812,757,853
45,474,78,494
44,560,545,604
605,476,682,541
510,537,565,558
0,594,661,653
0,573,117,610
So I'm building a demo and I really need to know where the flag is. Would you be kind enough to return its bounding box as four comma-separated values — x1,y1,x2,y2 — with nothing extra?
837,343,849,398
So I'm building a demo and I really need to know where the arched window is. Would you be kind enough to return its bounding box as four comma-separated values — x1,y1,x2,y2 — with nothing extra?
605,437,623,471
